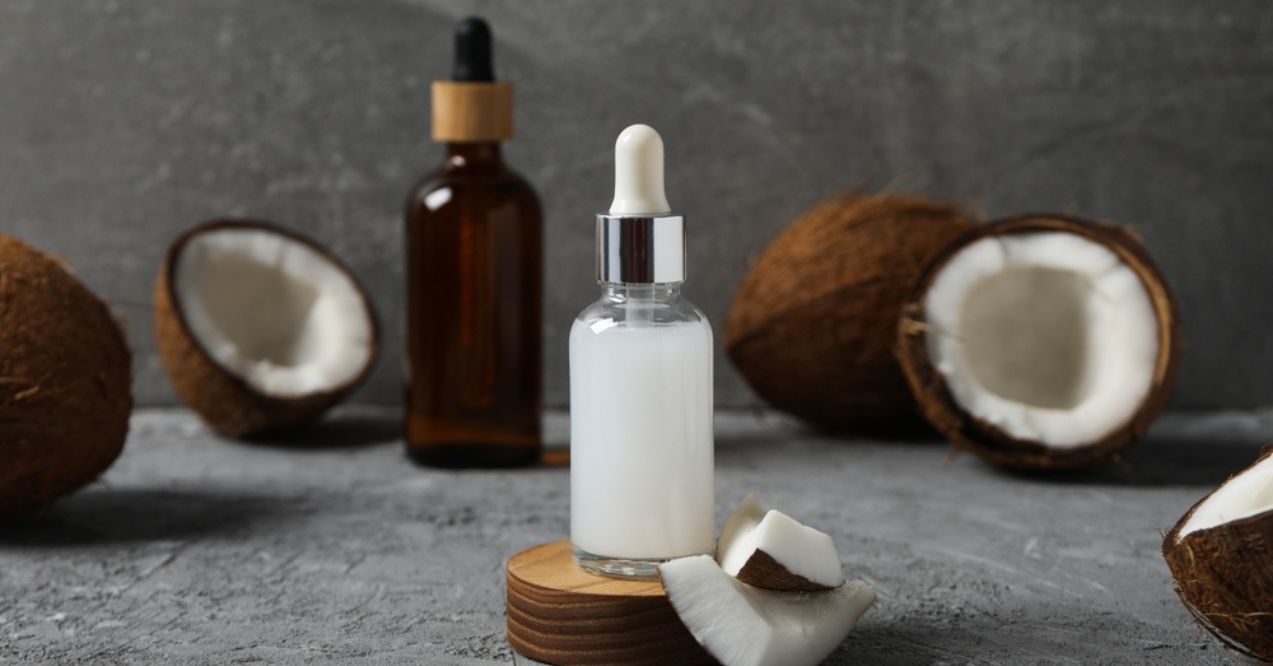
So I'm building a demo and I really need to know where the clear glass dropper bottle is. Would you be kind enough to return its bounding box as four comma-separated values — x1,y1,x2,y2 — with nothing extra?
570,124,715,578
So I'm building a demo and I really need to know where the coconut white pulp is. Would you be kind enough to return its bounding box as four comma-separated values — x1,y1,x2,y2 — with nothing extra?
1178,454,1273,539
923,232,1159,447
173,228,374,398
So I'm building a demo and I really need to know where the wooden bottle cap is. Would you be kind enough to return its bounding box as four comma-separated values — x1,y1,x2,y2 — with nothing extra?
432,81,513,142
505,540,714,665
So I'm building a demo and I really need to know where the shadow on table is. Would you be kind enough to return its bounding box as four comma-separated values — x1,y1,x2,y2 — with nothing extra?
0,486,295,546
242,411,400,450
1004,433,1269,488
713,408,1270,488
713,417,947,464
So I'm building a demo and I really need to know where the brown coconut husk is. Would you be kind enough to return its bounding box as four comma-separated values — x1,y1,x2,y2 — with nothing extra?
734,549,836,592
896,215,1180,470
153,220,379,438
724,192,976,430
0,235,132,515
1163,448,1273,661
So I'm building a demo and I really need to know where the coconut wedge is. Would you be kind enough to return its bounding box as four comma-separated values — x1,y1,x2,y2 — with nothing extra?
1163,449,1273,660
155,220,378,437
897,215,1178,469
718,494,845,591
660,555,874,666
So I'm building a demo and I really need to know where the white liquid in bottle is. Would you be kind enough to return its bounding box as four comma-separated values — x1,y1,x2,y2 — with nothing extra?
569,125,716,577
570,315,715,560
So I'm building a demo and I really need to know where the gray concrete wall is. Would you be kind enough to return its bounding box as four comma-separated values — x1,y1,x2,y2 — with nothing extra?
2,0,1272,408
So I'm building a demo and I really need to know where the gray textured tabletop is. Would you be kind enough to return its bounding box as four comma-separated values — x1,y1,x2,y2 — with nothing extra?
1,407,1267,665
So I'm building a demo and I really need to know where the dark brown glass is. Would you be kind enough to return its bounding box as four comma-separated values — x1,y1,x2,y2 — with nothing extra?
404,142,542,467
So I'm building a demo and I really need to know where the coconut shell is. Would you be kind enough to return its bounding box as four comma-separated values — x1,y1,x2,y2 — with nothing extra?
896,215,1180,470
734,549,836,592
724,192,976,429
0,235,132,515
1163,448,1273,661
154,220,379,438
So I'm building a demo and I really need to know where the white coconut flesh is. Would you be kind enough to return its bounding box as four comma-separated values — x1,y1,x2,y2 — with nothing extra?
1177,454,1273,539
173,228,374,398
922,231,1159,448
660,555,875,666
718,494,845,588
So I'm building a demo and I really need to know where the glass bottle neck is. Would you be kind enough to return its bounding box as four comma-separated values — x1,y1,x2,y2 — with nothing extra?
445,142,503,167
600,283,682,302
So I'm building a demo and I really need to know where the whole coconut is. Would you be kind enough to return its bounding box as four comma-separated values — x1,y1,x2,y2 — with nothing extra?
0,235,132,514
724,192,975,429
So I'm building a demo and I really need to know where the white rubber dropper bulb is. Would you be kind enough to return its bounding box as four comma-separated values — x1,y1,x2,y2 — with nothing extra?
609,124,671,215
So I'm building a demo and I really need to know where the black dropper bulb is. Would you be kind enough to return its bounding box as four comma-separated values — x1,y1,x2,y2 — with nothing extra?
452,17,494,82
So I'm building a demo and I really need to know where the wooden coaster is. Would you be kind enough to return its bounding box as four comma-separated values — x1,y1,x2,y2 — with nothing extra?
505,541,714,665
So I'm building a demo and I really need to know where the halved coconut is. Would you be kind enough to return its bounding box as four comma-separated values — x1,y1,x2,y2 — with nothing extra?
1163,449,1273,660
896,215,1178,469
660,555,875,666
154,220,378,437
718,494,844,591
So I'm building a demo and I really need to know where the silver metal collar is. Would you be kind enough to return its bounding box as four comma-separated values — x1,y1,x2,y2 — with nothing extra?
595,213,685,284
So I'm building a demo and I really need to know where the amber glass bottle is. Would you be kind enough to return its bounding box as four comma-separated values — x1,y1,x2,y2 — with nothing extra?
404,17,542,467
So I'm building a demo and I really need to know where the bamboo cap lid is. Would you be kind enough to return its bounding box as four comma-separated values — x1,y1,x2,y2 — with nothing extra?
431,81,513,143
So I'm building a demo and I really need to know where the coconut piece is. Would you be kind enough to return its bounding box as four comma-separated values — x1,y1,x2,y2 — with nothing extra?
0,235,132,514
1163,449,1273,660
717,494,844,591
155,220,378,437
724,192,975,430
660,555,874,666
896,215,1178,469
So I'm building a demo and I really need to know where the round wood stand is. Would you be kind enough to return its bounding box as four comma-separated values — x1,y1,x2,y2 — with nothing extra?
505,540,714,665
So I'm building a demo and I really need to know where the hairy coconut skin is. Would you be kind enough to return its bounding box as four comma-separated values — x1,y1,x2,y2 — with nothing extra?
154,220,379,438
724,192,975,429
896,215,1180,470
1163,448,1273,661
0,235,132,514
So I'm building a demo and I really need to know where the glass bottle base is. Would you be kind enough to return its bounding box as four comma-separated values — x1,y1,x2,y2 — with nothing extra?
572,545,715,580
405,442,539,469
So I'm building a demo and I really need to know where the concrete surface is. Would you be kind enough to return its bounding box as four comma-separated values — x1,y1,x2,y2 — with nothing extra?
1,408,1269,664
3,1,1273,409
